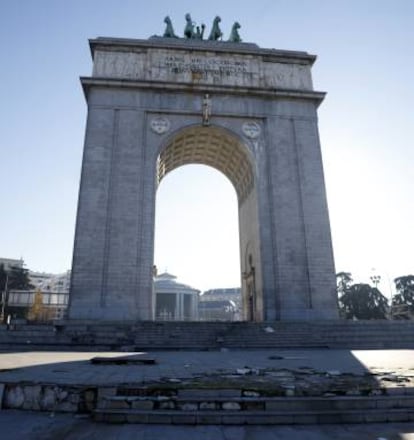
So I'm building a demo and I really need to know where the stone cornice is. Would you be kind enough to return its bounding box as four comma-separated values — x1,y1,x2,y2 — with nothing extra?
80,76,326,105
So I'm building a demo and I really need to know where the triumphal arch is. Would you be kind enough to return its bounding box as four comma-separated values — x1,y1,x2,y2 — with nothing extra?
69,18,338,321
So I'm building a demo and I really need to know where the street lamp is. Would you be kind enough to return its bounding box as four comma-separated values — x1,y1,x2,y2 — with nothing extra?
370,274,381,289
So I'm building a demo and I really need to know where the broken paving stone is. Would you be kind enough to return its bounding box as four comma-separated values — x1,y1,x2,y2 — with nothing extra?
326,370,341,376
266,371,294,379
236,368,252,375
90,355,156,365
236,367,260,376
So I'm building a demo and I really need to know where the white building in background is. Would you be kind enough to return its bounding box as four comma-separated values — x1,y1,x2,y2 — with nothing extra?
29,270,71,293
154,272,200,321
0,257,24,270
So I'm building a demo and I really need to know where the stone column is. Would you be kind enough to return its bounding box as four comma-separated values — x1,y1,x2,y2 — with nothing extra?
175,293,180,321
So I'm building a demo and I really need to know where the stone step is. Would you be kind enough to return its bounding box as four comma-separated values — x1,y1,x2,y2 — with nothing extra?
93,407,414,425
95,387,414,426
98,394,414,412
1,321,413,350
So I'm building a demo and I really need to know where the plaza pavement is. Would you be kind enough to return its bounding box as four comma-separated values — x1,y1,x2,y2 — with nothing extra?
1,349,414,439
0,349,413,386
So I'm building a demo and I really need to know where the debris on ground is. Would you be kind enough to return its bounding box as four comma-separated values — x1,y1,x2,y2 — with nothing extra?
90,355,156,365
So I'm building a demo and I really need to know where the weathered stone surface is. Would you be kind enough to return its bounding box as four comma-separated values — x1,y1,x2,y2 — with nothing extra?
40,388,56,410
57,389,69,401
172,414,197,424
6,386,25,408
56,401,78,412
159,401,175,410
69,36,338,322
126,413,149,423
179,402,198,411
107,400,130,409
199,402,217,410
23,385,42,410
222,402,241,411
0,384,4,410
131,400,154,410
91,40,314,90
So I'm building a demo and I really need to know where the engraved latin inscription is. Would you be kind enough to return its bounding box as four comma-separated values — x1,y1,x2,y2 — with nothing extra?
163,55,249,78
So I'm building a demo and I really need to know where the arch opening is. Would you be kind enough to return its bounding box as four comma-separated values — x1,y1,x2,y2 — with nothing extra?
154,164,241,321
154,125,262,321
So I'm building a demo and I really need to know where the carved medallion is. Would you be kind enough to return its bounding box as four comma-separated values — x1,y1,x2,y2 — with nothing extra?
150,117,171,135
242,121,261,139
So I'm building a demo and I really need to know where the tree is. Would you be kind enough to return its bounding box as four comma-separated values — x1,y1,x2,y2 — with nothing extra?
7,265,33,290
336,272,353,296
336,272,353,318
339,283,388,320
392,275,414,314
1,264,33,322
0,264,7,292
0,264,7,320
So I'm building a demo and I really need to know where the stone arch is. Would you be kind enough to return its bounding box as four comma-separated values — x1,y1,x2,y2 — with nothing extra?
154,124,262,320
69,37,339,323
157,125,254,204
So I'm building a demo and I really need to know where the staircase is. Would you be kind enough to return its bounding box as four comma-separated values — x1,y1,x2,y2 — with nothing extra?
1,320,414,351
94,387,414,425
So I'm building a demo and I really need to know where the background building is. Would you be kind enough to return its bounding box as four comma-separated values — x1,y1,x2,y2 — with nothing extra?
29,270,71,293
154,272,199,321
199,288,241,321
0,257,24,270
7,289,69,320
4,269,71,321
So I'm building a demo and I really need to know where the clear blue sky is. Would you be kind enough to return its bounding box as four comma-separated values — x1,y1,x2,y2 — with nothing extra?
1,1,413,296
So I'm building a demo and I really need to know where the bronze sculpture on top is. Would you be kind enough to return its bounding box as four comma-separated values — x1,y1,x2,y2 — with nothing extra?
208,16,223,41
229,21,242,42
183,13,206,40
161,14,242,42
163,16,179,38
